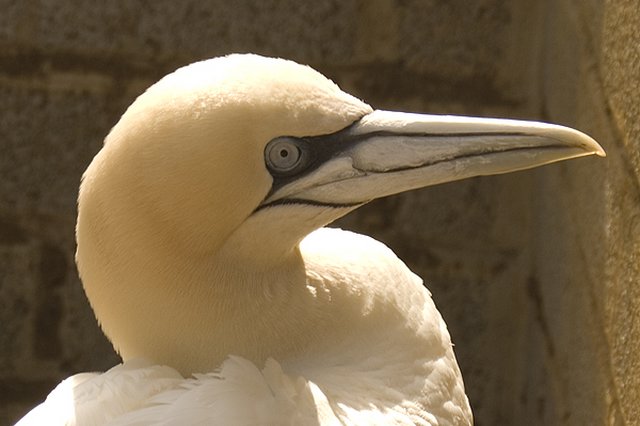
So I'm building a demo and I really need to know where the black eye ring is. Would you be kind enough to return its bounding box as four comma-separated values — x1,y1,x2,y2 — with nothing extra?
265,137,308,176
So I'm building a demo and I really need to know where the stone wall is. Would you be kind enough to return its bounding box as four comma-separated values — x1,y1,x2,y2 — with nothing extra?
1,0,637,424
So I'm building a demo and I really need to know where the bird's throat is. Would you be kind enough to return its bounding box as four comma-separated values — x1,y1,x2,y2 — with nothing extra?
80,217,322,375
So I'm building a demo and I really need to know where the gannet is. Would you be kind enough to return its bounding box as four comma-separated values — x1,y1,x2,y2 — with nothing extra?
17,54,604,426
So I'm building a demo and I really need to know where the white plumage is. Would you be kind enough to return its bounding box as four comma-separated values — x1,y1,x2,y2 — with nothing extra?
17,54,603,426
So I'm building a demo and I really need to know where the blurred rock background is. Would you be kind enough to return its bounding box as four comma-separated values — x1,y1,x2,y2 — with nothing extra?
1,0,638,424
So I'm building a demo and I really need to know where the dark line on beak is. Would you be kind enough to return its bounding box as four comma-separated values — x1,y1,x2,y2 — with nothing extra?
347,130,534,140
254,198,364,213
360,144,574,174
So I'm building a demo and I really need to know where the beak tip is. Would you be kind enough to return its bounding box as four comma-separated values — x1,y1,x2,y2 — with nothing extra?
558,124,605,158
583,137,606,158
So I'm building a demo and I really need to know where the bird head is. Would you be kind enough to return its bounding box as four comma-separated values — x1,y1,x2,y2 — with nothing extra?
77,54,604,372
82,55,370,259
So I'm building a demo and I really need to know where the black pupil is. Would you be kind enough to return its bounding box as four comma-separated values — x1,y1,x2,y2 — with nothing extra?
280,149,289,158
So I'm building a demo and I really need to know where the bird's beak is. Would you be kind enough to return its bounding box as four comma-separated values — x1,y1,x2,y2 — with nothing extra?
260,110,605,209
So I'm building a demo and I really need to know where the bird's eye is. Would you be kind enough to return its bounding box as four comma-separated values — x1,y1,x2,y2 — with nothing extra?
265,137,306,175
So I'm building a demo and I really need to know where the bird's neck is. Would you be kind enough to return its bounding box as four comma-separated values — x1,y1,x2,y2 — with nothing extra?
78,203,327,376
